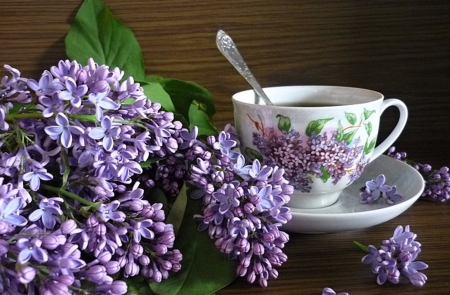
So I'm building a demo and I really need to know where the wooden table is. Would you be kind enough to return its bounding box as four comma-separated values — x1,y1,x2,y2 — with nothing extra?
219,200,450,295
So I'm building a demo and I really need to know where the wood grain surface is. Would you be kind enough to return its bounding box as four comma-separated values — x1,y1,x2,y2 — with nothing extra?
1,1,449,294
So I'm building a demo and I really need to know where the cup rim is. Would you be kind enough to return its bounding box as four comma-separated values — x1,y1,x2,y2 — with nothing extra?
232,85,385,108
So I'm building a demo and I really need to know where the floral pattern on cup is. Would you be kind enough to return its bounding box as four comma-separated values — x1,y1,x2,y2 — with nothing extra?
245,109,377,192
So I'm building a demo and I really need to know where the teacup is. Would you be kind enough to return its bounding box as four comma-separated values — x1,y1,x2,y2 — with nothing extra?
232,85,408,209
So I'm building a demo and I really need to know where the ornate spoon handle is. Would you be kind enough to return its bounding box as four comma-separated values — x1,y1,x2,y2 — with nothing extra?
216,30,274,106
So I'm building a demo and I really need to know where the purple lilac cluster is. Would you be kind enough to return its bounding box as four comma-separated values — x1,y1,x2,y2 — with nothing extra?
360,174,403,205
387,146,450,203
322,287,349,295
253,129,363,192
186,125,293,287
362,225,428,286
0,59,184,294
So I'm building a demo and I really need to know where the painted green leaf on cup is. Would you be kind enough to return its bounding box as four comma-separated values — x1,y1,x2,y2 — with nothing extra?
320,166,331,182
336,120,344,141
345,112,357,125
364,108,376,120
305,118,333,136
276,114,291,132
245,147,263,162
342,129,358,145
364,122,372,136
364,138,377,154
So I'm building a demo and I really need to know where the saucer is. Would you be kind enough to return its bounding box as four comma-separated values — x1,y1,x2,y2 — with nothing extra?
282,155,425,234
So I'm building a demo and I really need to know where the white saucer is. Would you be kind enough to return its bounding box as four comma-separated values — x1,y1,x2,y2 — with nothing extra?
282,155,425,234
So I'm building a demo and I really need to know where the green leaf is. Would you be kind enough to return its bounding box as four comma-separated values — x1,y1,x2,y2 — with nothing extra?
166,185,188,236
141,81,176,112
158,79,216,123
276,114,291,132
244,147,263,162
364,122,372,136
341,129,358,145
127,276,157,295
188,104,218,136
353,240,369,253
364,138,377,154
305,118,333,136
345,112,357,125
149,197,237,295
65,0,145,80
320,166,330,182
147,188,169,216
363,108,376,120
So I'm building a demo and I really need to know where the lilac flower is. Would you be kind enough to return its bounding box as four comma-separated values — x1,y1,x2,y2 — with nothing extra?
388,146,450,202
59,77,88,107
213,131,237,154
44,112,84,148
132,220,155,243
28,196,63,229
0,197,27,226
88,91,119,120
361,225,428,286
27,70,64,96
230,218,249,238
97,200,126,222
360,174,402,204
23,167,53,191
212,184,240,215
89,116,121,151
16,238,49,263
322,287,349,295
180,126,198,149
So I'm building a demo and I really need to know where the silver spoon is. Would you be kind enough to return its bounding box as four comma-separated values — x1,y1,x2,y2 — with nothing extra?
216,30,274,106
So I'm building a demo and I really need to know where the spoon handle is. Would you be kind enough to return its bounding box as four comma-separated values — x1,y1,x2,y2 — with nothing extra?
216,30,274,106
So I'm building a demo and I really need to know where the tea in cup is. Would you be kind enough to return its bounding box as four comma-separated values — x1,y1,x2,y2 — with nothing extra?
232,85,408,209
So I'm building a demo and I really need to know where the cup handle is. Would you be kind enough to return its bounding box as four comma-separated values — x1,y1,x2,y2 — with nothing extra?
369,98,408,162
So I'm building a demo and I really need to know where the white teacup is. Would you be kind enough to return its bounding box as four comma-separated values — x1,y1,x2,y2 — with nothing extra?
232,86,408,209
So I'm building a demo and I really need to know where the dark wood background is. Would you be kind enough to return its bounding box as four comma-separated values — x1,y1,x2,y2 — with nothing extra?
1,1,450,295
1,0,449,166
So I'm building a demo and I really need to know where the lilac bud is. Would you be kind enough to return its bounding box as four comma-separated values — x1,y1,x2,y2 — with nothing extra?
60,220,78,234
247,271,256,283
172,262,181,272
104,261,121,275
0,239,9,255
124,260,139,277
244,202,255,213
207,135,216,146
237,265,247,277
42,235,64,250
17,266,37,284
160,260,172,271
139,255,150,266
84,265,107,284
129,199,144,211
153,222,166,233
48,282,69,295
0,221,11,234
253,242,265,256
86,215,99,228
110,280,128,294
95,224,107,236
131,244,143,257
154,244,168,255
153,270,163,282
97,251,112,264
116,184,127,193
157,233,175,246
57,274,75,286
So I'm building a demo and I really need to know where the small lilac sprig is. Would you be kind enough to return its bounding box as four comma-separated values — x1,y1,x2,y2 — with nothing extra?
355,225,428,287
322,287,349,295
387,146,450,203
180,125,293,287
360,174,403,205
